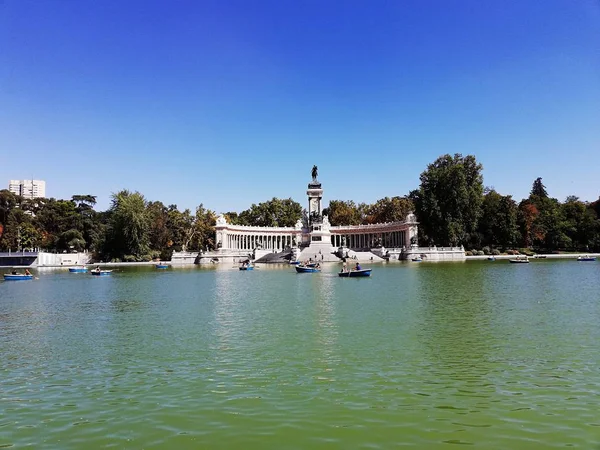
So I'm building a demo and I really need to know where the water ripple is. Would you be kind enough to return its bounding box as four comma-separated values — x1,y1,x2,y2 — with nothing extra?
1,263,599,448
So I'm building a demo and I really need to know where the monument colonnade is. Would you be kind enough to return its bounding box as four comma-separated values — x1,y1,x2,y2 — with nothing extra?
216,222,302,252
330,223,409,250
216,220,414,252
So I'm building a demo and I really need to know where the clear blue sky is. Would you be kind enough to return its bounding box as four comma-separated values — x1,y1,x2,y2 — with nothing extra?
1,0,599,212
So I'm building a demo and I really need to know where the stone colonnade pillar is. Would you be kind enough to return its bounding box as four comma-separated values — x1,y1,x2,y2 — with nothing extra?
331,230,407,249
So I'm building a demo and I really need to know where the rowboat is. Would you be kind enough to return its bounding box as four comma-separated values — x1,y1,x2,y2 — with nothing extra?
289,261,300,265
509,257,529,264
155,264,169,269
577,256,596,262
487,257,496,261
91,269,112,276
295,265,320,273
411,257,423,262
69,266,88,273
338,269,372,277
3,273,33,281
239,265,254,271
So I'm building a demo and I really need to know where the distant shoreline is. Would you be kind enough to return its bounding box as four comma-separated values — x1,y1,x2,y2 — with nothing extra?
13,252,598,269
465,253,600,260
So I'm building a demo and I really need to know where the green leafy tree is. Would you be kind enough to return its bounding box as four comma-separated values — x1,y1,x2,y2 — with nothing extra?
237,198,302,227
184,205,217,252
147,201,170,252
479,190,519,249
412,154,484,246
72,195,97,209
0,189,18,228
561,197,598,250
536,197,569,249
223,211,240,225
104,190,150,261
33,199,81,250
530,177,548,198
324,200,362,226
526,179,569,250
0,208,38,251
58,229,87,252
364,196,414,224
166,206,194,252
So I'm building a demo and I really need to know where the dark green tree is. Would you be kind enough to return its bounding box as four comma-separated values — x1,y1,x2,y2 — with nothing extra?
562,197,598,250
479,190,519,249
364,196,414,224
223,211,240,225
0,189,18,228
530,177,548,198
104,190,150,261
32,199,81,250
237,198,302,227
324,200,362,226
412,154,484,246
525,179,569,250
184,205,217,252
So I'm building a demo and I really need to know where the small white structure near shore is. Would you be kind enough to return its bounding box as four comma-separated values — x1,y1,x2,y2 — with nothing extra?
0,251,91,268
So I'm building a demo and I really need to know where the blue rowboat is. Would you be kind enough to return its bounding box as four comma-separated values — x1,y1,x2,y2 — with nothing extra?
69,267,88,273
3,273,33,281
155,264,169,269
577,256,596,262
487,257,496,261
338,269,372,278
295,265,320,273
411,258,422,262
289,261,300,265
239,265,254,271
91,270,112,276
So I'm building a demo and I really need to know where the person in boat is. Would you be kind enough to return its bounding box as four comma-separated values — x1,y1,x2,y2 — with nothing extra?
94,265,101,272
11,269,17,275
355,262,361,271
25,269,31,276
342,262,347,272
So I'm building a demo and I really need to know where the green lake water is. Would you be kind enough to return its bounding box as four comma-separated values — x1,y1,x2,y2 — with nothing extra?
1,261,600,449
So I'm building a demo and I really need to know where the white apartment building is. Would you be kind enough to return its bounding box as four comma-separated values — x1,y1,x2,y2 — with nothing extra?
8,179,46,198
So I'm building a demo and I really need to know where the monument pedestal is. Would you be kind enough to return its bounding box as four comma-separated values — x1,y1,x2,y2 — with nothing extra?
298,215,340,262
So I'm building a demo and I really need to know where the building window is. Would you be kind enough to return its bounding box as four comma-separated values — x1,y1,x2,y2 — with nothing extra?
311,236,322,241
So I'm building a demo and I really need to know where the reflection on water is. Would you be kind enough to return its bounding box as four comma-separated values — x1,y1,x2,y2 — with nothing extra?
1,262,600,448
313,273,339,369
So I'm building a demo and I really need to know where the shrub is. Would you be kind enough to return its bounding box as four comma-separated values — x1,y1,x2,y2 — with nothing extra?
482,246,491,255
465,251,473,256
476,250,485,256
491,249,500,256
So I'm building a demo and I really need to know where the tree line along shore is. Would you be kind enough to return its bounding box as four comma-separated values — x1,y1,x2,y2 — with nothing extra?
1,154,599,262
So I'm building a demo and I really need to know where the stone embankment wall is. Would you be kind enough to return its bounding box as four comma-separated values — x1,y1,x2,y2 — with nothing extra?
466,253,600,260
382,246,466,261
